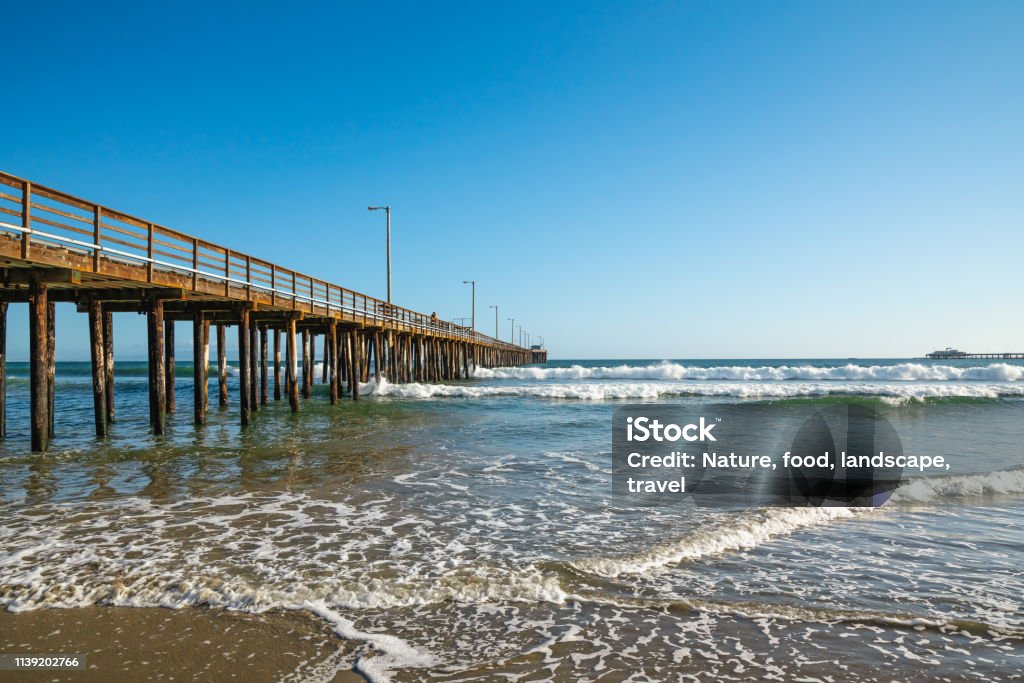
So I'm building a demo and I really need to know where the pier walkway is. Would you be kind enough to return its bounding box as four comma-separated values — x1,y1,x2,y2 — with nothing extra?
0,171,540,451
925,350,1024,360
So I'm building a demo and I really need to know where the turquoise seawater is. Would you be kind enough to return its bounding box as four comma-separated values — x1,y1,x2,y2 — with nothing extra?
0,358,1022,681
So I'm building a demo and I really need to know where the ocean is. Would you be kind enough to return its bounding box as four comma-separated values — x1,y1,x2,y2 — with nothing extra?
0,358,1022,681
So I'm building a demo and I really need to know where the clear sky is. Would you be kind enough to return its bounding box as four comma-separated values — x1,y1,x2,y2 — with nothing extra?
3,1,1022,360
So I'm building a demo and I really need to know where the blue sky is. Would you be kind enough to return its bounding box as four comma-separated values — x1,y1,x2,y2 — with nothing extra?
3,1,1022,359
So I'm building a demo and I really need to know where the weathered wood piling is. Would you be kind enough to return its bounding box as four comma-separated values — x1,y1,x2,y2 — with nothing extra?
0,302,7,437
147,298,166,435
46,300,55,437
103,310,115,424
218,324,228,407
273,328,282,401
87,297,107,437
29,278,48,451
260,326,268,406
194,310,208,425
287,316,299,412
165,321,175,414
238,306,251,426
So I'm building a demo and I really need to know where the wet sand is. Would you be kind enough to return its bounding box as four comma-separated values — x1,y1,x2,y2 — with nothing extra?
2,603,1018,682
0,606,365,682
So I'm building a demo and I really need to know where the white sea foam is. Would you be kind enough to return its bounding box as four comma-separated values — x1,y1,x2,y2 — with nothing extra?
572,468,1024,579
365,377,1024,401
890,468,1024,503
0,487,578,681
0,491,569,614
304,601,439,683
572,506,860,578
473,362,1024,382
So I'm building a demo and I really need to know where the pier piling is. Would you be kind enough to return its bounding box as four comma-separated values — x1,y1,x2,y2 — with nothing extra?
350,330,361,401
322,335,329,385
165,321,175,414
217,324,228,407
194,309,208,425
301,330,310,399
273,328,282,401
103,309,115,424
46,301,55,437
238,307,251,426
287,316,299,412
249,318,258,413
0,301,6,438
87,298,107,438
147,298,166,435
29,278,48,451
328,322,338,404
260,326,268,405
339,329,348,388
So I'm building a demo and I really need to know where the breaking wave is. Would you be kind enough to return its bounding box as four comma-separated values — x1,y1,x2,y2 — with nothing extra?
890,467,1024,503
366,377,1024,402
473,361,1024,382
572,505,858,578
573,468,1024,578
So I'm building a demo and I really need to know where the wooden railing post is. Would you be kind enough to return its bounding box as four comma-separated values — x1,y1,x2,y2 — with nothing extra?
224,249,231,296
93,206,102,272
191,237,199,291
21,181,31,259
245,255,251,300
146,223,154,282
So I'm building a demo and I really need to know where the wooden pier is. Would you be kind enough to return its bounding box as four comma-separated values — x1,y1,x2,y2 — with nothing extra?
0,171,540,451
925,350,1024,360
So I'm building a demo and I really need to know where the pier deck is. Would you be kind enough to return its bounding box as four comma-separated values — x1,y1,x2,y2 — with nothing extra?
0,171,538,451
925,351,1024,360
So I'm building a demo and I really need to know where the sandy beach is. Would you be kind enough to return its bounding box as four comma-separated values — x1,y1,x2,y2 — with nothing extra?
0,606,363,682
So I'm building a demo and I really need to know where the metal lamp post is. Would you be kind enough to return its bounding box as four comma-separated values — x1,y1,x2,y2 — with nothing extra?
462,280,475,333
488,305,498,339
368,206,391,303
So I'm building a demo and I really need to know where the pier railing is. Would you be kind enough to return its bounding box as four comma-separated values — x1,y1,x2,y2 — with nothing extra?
0,171,521,350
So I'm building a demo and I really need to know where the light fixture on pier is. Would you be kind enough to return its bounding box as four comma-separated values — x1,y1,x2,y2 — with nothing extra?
462,280,476,333
368,205,391,303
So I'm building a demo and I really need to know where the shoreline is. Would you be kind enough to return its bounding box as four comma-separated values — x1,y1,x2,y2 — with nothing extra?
2,601,1016,681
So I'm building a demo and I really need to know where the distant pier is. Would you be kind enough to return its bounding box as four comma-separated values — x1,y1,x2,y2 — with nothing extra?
926,348,1024,360
0,171,542,451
